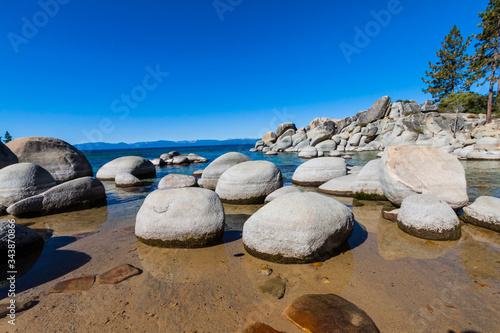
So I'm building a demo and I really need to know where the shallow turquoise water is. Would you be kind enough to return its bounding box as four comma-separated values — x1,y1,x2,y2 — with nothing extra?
82,144,499,205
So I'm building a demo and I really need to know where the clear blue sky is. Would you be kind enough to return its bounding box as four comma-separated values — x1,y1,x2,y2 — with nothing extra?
0,0,488,144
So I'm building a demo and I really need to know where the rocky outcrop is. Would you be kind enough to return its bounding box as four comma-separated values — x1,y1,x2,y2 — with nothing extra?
356,96,391,124
115,173,142,187
243,192,354,263
215,161,283,204
198,152,252,190
135,188,225,248
0,163,56,208
7,177,107,217
96,156,156,180
6,136,93,182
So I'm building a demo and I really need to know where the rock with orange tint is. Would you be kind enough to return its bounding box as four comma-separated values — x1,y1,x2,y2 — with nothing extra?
283,294,379,333
97,264,141,284
49,276,95,293
243,322,285,333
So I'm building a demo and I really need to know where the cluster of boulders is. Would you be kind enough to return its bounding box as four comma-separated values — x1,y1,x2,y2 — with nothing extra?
150,151,208,166
252,96,500,160
0,137,106,217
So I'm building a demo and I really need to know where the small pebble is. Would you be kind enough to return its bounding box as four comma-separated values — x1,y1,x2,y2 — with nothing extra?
261,268,273,276
321,277,330,284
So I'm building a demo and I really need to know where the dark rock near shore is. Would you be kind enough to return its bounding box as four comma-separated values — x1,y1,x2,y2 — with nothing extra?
97,264,141,284
0,222,44,258
49,276,95,293
0,142,18,170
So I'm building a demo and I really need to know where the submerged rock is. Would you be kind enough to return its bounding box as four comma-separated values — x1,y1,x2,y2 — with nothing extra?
397,194,461,241
158,174,197,189
198,152,251,190
97,264,141,284
258,276,287,299
7,177,107,217
461,196,500,232
216,161,283,204
282,294,380,333
96,156,156,180
49,276,95,293
292,157,346,186
243,192,354,263
0,163,56,207
135,188,225,248
379,145,468,209
6,136,93,182
243,323,285,333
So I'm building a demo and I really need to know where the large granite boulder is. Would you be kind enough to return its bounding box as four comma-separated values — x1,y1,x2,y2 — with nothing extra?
198,152,251,190
292,157,346,186
307,118,336,146
7,177,107,217
318,173,357,197
298,146,318,159
461,196,500,232
352,160,385,200
379,145,468,209
96,156,156,180
135,188,225,248
215,161,283,204
158,174,197,189
283,294,380,333
356,96,391,124
316,140,337,152
0,163,56,207
6,136,93,182
421,100,438,112
275,136,292,151
397,194,461,240
243,192,354,263
0,142,18,170
0,222,44,258
262,131,277,145
276,123,297,138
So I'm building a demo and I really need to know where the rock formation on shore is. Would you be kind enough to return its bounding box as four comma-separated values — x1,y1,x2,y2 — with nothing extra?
253,96,500,160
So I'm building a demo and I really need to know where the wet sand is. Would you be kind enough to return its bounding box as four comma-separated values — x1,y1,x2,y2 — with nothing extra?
0,194,499,333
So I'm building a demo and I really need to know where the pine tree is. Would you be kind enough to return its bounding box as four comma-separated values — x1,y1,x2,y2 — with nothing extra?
469,0,500,123
422,25,471,101
3,131,12,143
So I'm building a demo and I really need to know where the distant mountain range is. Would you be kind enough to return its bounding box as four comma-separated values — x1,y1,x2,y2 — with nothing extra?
74,138,259,151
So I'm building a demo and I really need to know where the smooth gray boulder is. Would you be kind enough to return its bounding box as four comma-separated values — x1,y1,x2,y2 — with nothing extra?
264,186,301,203
135,188,225,248
215,161,283,204
243,192,354,263
352,160,385,200
379,145,468,209
6,136,93,182
356,96,391,124
7,177,107,217
158,174,197,189
160,151,179,160
266,151,278,156
187,153,209,163
474,137,499,150
0,163,56,207
397,194,461,240
115,172,142,187
96,156,156,180
292,132,307,146
316,140,337,152
292,157,346,186
404,101,421,113
461,196,500,232
307,118,336,146
172,156,190,165
0,222,44,258
198,152,252,190
0,142,18,170
466,150,500,160
275,136,292,151
151,158,165,166
298,146,318,159
388,101,404,118
348,133,363,146
276,123,297,138
318,173,357,197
